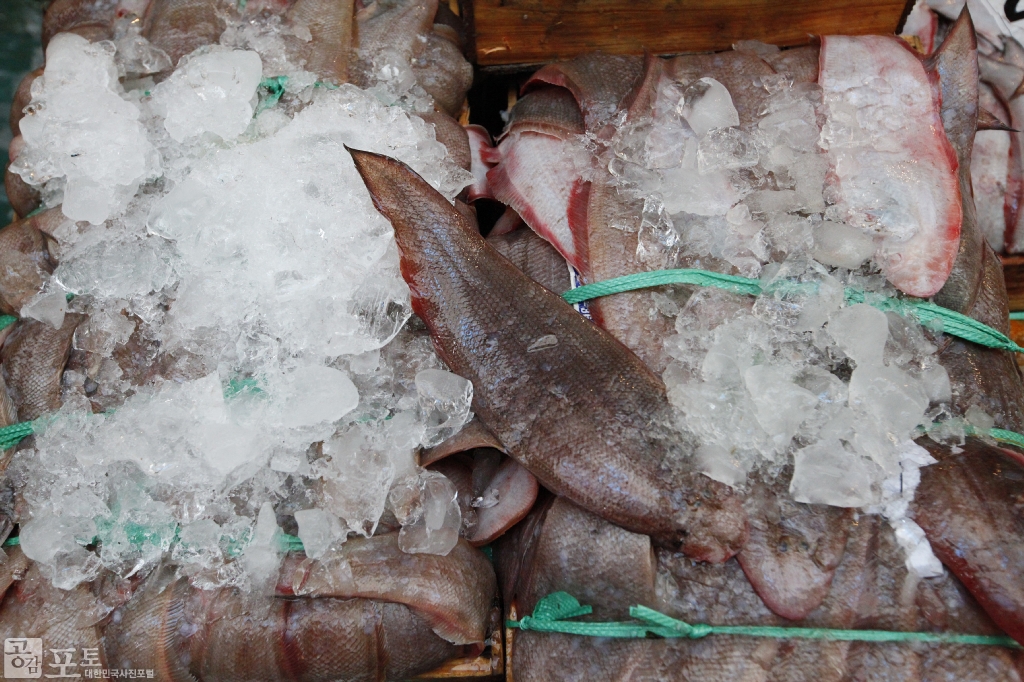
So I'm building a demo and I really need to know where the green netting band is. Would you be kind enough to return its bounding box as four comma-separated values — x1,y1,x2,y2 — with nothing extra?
1010,311,1024,321
562,269,1024,354
508,593,1021,648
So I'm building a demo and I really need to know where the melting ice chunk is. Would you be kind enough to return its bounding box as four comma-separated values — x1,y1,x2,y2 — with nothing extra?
695,443,749,488
743,365,817,452
241,501,282,591
271,366,359,429
827,303,889,366
294,508,345,560
321,429,395,536
848,363,929,437
416,369,473,447
151,48,264,143
811,220,876,269
392,470,461,555
13,33,158,225
790,441,878,507
678,78,740,138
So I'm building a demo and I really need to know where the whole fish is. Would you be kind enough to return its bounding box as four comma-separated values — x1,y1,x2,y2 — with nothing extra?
499,493,1024,681
284,0,354,85
349,146,748,561
0,531,494,681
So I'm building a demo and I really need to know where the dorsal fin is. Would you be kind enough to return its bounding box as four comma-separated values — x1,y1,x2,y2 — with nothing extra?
926,6,979,166
978,107,1019,131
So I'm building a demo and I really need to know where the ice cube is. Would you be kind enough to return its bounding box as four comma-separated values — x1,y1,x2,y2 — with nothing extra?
294,508,345,560
891,517,943,578
21,290,67,329
241,501,282,591
151,48,263,143
965,404,996,434
321,429,395,536
790,441,878,507
416,369,473,447
392,470,461,556
848,362,930,437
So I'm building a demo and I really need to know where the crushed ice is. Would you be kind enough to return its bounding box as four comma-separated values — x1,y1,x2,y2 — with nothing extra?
10,18,474,590
602,56,950,577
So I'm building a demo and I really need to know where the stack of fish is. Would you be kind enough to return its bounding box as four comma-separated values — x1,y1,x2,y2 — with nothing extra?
2,0,1024,680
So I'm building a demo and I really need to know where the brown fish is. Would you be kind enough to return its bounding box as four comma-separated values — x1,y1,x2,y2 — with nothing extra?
348,147,747,559
2,315,84,421
283,532,495,645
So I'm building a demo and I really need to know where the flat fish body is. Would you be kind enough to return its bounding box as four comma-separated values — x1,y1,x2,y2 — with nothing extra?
487,226,571,295
1,315,84,422
973,82,1011,251
737,474,852,621
284,0,354,85
282,533,495,645
914,438,1024,646
102,574,459,682
349,148,748,558
143,0,226,67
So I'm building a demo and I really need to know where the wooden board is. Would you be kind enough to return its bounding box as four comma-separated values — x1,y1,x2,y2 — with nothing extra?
468,0,912,67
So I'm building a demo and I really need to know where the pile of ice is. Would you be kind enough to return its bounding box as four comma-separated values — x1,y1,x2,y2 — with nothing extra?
9,25,474,592
600,50,979,577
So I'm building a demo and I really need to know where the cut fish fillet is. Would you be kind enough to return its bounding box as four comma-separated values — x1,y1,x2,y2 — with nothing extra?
820,35,961,297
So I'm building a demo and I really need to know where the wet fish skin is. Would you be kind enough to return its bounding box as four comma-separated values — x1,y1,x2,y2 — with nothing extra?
914,437,1024,646
487,226,571,295
349,147,748,558
1,315,84,422
143,0,226,67
106,575,460,682
285,0,354,85
42,0,120,47
283,533,495,645
737,475,852,621
524,54,644,134
0,216,56,317
420,417,504,466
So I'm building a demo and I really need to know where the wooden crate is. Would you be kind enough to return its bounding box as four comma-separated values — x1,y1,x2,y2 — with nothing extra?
465,0,913,67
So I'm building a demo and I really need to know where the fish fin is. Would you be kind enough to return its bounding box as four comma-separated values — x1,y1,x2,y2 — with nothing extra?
978,107,1019,131
489,206,524,237
925,5,979,166
420,417,506,466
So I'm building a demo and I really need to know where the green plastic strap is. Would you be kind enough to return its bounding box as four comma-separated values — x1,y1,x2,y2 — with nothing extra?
508,593,1022,648
1010,311,1024,321
0,421,34,450
0,316,16,333
563,269,1024,354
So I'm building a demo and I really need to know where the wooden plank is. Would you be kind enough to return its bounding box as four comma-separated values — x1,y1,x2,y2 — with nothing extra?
1004,255,1024,312
471,0,911,66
